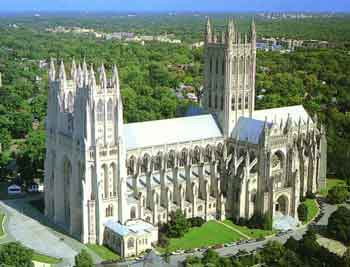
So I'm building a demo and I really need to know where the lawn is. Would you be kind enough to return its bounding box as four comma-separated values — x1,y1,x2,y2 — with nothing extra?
320,178,345,197
32,252,62,264
87,244,120,261
222,220,274,238
165,220,245,252
0,213,5,237
304,198,319,223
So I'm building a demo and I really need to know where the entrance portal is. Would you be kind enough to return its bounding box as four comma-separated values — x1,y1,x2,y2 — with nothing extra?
275,195,288,216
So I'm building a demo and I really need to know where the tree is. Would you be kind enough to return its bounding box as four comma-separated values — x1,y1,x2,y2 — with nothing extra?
259,241,285,266
327,186,350,204
16,129,45,183
327,206,350,244
297,203,308,222
166,210,190,238
262,212,273,230
0,242,34,267
74,249,93,267
201,249,220,266
343,247,350,267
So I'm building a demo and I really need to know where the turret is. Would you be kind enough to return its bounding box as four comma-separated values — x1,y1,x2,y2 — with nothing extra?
205,17,212,44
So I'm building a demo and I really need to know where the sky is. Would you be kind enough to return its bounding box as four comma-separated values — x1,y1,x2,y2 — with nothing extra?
0,0,349,13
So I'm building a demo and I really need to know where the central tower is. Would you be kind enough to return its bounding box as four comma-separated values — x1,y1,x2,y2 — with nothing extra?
202,18,256,137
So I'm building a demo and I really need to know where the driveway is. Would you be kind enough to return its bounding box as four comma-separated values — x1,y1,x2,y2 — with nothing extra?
0,196,100,267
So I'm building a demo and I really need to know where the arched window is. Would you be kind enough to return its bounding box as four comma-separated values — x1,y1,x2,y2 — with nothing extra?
141,154,150,173
209,58,213,73
222,59,225,75
103,164,108,198
215,59,219,74
204,145,211,162
220,95,224,110
127,156,136,176
127,238,135,249
214,95,218,109
245,95,249,109
154,152,162,171
67,92,74,112
198,205,203,212
238,96,242,110
231,96,235,110
192,146,201,165
110,163,117,196
167,150,175,169
130,207,136,219
208,91,212,108
105,205,113,217
180,149,187,167
97,100,105,122
107,99,113,121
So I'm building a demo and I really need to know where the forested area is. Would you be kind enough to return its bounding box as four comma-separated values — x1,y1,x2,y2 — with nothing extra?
0,14,349,183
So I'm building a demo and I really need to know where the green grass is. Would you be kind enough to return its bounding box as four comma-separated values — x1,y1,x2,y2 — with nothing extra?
320,178,345,197
164,221,245,252
32,252,62,264
304,199,319,224
87,244,120,261
0,213,5,237
222,220,275,238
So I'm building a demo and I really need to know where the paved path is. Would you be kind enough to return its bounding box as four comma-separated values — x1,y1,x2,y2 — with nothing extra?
0,197,101,267
216,221,250,239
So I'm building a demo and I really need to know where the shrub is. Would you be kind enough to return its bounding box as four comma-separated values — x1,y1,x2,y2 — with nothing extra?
297,203,308,222
0,242,34,267
327,186,350,204
74,249,93,267
188,217,205,228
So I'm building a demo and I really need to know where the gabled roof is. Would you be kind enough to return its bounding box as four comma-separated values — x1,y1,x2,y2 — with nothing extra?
231,117,269,144
253,105,311,126
124,114,222,150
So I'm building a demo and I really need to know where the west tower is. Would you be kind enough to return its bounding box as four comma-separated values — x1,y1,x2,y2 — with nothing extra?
202,18,256,137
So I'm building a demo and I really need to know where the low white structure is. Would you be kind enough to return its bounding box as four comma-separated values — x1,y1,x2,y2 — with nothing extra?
104,219,158,258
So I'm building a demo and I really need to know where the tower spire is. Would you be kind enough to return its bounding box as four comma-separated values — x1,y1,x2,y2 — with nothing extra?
59,60,66,81
112,64,120,95
49,58,56,81
83,58,89,86
226,18,235,46
250,18,256,43
89,64,96,88
100,63,107,89
71,58,77,81
205,17,212,43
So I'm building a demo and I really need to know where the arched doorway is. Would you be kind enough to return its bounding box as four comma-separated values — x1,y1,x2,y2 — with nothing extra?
275,195,288,216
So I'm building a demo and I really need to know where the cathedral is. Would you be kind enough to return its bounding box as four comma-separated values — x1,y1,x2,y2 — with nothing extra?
44,18,327,258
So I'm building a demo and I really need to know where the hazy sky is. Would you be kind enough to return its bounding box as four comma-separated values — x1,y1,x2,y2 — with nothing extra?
0,0,349,12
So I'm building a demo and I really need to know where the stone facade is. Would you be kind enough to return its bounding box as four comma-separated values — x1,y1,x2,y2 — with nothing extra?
44,18,327,256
